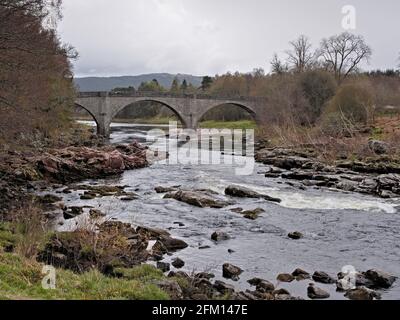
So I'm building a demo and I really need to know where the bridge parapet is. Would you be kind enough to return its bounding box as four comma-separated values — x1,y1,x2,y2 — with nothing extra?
77,91,266,102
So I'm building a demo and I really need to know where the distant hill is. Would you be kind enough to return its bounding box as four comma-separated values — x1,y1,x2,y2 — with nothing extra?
74,73,203,92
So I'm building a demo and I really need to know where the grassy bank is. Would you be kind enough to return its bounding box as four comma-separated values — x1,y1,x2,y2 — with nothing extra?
74,116,257,129
0,253,168,300
259,115,400,163
0,222,168,300
199,120,257,129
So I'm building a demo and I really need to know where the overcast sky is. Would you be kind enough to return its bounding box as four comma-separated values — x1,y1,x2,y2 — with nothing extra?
58,0,400,77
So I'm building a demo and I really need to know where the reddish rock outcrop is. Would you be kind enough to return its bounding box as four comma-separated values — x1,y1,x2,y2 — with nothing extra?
36,141,148,182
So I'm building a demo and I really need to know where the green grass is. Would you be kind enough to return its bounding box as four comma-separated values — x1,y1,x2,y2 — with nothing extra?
370,126,384,140
112,117,178,125
0,222,169,300
75,116,257,129
0,252,169,300
0,223,19,251
199,120,257,130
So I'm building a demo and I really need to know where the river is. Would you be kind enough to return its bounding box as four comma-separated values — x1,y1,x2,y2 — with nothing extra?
56,121,400,300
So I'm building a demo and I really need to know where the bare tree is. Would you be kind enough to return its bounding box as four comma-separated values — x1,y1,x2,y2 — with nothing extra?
270,53,288,75
398,52,400,69
285,35,316,73
0,0,77,145
319,32,372,83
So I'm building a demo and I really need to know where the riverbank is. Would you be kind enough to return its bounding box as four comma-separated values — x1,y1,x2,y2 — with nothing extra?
0,124,398,300
74,116,257,129
255,145,400,199
254,117,400,199
199,120,256,130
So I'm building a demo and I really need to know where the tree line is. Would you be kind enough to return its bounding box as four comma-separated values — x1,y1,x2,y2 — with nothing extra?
111,32,400,125
0,0,77,148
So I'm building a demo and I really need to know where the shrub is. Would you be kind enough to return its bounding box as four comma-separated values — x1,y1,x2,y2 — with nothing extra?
320,83,375,136
300,70,337,123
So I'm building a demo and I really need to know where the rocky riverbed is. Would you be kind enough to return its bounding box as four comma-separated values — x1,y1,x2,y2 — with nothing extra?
255,146,400,199
1,124,399,300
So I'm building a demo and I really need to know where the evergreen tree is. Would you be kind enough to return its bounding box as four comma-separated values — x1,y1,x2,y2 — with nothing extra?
201,76,213,91
181,79,188,93
170,77,180,93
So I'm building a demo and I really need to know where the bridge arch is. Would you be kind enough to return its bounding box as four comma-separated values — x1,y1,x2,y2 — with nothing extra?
195,101,259,128
74,103,101,134
110,98,189,128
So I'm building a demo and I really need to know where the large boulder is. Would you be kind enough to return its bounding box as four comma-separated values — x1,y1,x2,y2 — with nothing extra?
307,283,330,299
292,268,310,280
364,269,397,289
312,271,336,284
36,142,148,183
344,288,380,300
255,280,275,293
277,273,295,283
164,189,233,208
155,235,188,253
225,185,281,203
222,263,243,281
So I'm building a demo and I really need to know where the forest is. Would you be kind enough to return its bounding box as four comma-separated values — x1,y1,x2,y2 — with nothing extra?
0,0,77,150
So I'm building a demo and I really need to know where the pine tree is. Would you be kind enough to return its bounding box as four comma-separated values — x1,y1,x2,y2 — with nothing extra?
201,76,213,91
170,77,180,94
180,79,188,93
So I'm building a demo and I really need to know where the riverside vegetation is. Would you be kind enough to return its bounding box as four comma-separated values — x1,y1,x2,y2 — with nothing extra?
0,1,399,300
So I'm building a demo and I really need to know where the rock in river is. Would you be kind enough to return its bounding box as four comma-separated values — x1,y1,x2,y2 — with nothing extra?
307,283,330,299
213,280,235,294
225,185,281,203
255,280,275,293
222,263,243,281
312,271,336,284
158,235,188,252
164,189,233,208
63,206,84,220
211,231,230,242
364,269,397,289
89,209,106,219
155,186,178,193
241,208,265,220
157,261,171,273
288,231,303,240
292,268,310,280
247,277,264,286
344,288,379,300
277,273,295,283
171,258,185,269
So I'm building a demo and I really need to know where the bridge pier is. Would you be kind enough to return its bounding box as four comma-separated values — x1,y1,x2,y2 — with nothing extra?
97,120,110,137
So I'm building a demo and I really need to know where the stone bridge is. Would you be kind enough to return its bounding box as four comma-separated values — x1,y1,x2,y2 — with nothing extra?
75,92,267,137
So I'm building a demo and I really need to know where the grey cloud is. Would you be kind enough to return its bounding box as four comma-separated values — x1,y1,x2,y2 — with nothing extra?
58,0,400,77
